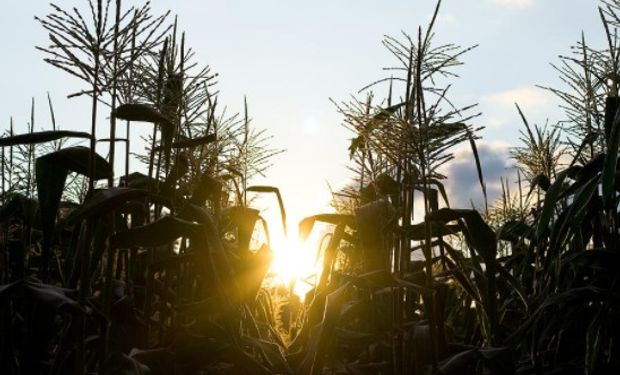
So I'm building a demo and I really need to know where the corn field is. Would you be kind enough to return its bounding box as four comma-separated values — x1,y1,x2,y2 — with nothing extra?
1,0,620,374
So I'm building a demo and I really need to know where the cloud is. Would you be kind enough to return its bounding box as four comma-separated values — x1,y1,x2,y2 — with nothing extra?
439,141,517,209
480,86,558,131
489,0,533,6
485,86,550,110
484,116,505,129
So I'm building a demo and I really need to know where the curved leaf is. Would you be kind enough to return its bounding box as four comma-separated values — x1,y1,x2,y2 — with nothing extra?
36,156,68,279
344,269,431,295
404,222,460,240
153,133,216,151
221,206,261,252
298,213,355,242
468,133,488,210
109,216,203,249
24,278,82,314
66,187,148,224
0,130,91,146
37,146,112,180
426,208,496,263
247,185,287,236
113,103,170,124
497,220,532,242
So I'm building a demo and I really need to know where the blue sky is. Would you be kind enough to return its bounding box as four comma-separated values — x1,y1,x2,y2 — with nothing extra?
0,0,607,230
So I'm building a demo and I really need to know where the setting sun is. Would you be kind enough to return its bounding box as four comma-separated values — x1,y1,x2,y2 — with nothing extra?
266,229,324,300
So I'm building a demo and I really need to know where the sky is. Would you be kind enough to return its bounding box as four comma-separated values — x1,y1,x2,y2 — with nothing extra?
0,0,609,236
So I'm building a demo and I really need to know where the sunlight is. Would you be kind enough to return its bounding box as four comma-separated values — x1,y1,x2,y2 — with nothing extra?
267,228,323,301
248,192,331,301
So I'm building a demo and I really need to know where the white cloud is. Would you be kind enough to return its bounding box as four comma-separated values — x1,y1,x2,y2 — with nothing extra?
439,141,517,209
490,0,533,6
485,86,551,110
484,116,505,128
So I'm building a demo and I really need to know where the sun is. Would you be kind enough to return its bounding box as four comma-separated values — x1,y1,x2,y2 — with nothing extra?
268,232,322,300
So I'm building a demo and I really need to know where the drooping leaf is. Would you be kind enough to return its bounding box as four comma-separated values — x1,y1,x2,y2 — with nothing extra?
113,103,171,124
347,102,405,158
404,222,461,241
37,146,112,180
0,130,91,147
372,101,405,122
109,216,203,249
153,133,216,151
497,220,532,242
221,206,261,252
36,154,69,279
120,172,182,199
574,153,604,182
298,213,355,242
247,185,288,236
426,208,496,263
66,187,148,224
35,147,111,279
121,172,153,188
344,269,431,295
428,178,451,207
23,278,82,314
468,132,488,210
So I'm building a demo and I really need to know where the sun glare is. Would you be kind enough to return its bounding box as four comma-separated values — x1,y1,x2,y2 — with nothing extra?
268,230,323,300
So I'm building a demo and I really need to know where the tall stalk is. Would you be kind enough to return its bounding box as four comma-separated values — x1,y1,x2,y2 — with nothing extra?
88,0,103,194
107,0,122,188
